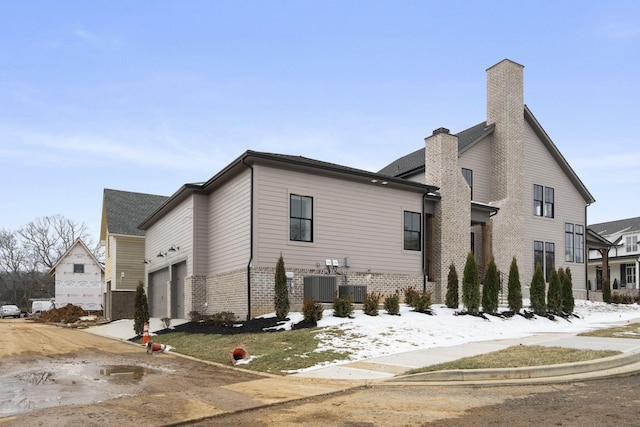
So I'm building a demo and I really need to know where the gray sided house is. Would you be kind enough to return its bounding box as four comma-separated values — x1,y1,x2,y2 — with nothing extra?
137,58,595,320
381,59,594,300
100,188,169,320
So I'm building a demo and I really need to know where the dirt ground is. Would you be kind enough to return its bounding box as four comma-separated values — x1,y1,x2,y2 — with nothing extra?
2,318,640,427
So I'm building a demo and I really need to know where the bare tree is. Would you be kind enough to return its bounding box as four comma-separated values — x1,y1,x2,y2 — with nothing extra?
0,215,98,309
18,215,96,271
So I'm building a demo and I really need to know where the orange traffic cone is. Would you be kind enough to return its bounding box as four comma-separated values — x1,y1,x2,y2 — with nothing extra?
146,341,172,354
142,322,150,346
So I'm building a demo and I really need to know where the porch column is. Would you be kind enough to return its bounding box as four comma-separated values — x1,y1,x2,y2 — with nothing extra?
600,249,609,287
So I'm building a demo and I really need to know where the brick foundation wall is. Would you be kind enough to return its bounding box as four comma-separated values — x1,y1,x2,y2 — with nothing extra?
110,291,134,321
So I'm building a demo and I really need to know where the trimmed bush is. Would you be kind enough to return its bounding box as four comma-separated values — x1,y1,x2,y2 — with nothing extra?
482,257,500,314
384,291,400,315
134,280,150,336
211,311,236,326
413,291,432,313
507,257,523,313
462,252,480,314
547,269,562,314
274,253,290,318
363,292,382,316
562,267,575,313
530,263,547,315
302,297,324,323
403,287,420,307
333,295,354,318
612,292,634,304
445,263,459,309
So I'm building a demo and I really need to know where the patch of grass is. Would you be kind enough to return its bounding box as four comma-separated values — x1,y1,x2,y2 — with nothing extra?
143,327,349,375
405,345,620,375
579,323,640,339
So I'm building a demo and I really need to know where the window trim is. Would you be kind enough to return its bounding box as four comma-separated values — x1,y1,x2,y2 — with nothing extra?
403,210,421,251
626,236,638,253
565,223,574,262
575,225,584,263
533,184,554,218
289,194,313,243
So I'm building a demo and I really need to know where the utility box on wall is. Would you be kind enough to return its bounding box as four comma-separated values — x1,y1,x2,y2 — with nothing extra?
303,275,337,303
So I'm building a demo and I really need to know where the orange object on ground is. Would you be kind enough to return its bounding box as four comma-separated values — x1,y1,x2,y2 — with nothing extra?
142,322,150,346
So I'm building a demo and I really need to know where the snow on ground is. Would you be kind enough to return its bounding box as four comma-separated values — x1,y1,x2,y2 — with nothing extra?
279,300,640,370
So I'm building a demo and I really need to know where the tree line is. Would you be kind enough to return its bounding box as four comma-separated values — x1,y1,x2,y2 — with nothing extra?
0,215,101,310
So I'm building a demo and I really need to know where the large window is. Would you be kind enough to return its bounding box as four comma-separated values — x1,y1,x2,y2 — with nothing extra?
534,240,555,282
545,187,555,218
462,168,473,199
534,241,544,271
534,185,543,216
626,236,638,253
626,264,636,287
565,223,574,262
575,225,584,263
533,184,554,218
290,194,313,242
404,211,421,251
545,242,555,282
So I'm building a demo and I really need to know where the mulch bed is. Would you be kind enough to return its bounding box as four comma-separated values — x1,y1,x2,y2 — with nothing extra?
153,317,317,336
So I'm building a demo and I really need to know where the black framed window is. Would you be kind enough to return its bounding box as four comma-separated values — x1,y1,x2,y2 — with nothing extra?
290,194,313,242
73,264,85,274
575,225,584,263
462,168,473,199
404,211,421,251
545,242,555,282
470,232,475,255
533,185,543,216
565,223,574,262
544,187,555,218
534,240,544,272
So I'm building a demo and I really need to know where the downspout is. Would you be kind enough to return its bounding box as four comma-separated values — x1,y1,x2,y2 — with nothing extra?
423,192,428,292
585,204,589,301
242,157,254,321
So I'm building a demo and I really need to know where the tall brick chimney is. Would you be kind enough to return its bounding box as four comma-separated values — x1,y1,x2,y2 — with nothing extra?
486,59,526,282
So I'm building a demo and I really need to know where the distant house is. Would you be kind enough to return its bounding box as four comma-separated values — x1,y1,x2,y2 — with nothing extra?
134,59,595,320
49,238,104,311
100,189,168,320
588,216,640,293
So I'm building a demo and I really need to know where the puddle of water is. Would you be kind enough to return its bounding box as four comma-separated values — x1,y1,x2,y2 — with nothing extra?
0,362,152,417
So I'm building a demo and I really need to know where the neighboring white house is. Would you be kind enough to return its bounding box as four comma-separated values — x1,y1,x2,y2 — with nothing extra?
588,216,640,292
49,239,104,311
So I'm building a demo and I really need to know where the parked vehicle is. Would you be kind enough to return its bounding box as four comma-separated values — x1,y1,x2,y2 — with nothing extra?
29,300,55,317
0,305,21,319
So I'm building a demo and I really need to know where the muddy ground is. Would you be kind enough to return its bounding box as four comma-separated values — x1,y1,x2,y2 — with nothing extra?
2,318,640,426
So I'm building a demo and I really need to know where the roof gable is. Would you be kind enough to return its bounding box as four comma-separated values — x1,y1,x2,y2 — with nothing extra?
377,122,495,177
589,216,640,236
49,238,104,275
101,189,168,238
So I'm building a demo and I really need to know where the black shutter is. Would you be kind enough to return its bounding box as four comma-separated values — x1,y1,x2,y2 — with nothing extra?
620,264,627,286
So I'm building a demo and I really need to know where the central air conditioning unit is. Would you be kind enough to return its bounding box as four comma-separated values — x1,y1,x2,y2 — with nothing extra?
338,285,367,304
303,275,337,303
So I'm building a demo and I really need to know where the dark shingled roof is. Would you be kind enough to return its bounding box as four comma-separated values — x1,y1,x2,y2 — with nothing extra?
104,189,169,236
378,122,495,177
589,216,640,236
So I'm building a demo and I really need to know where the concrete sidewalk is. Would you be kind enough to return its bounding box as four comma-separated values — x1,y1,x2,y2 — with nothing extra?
293,333,640,382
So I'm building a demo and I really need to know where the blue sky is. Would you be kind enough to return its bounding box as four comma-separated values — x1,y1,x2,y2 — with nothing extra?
1,1,639,238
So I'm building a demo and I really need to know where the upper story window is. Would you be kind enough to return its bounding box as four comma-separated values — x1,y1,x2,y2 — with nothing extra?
290,194,313,242
73,264,85,273
404,211,421,251
462,168,473,199
533,184,554,218
626,236,638,253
